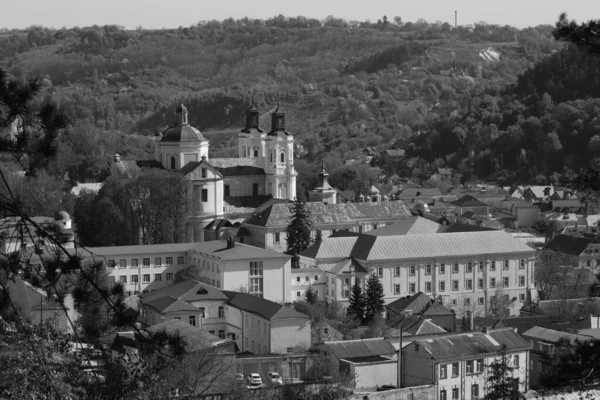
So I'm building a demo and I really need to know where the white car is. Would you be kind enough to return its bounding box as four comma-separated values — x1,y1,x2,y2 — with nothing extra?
267,372,283,385
246,373,262,385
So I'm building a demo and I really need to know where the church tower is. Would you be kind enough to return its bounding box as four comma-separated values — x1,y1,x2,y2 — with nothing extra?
238,102,266,158
264,105,297,200
309,162,337,204
156,102,209,170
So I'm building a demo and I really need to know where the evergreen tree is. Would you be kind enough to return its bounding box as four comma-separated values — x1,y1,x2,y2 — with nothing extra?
485,345,523,400
305,286,319,305
347,277,365,323
364,274,385,325
285,198,312,268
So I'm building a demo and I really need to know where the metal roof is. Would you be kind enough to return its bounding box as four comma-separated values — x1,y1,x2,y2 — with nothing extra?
300,237,359,259
222,291,309,321
522,326,593,345
312,338,396,360
365,216,440,236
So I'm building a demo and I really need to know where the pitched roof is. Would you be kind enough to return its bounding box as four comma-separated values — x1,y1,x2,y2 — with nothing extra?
481,316,560,334
543,234,595,256
365,217,440,236
209,158,265,176
409,328,530,361
221,291,309,321
329,230,361,238
140,280,228,304
452,195,489,208
440,223,496,233
525,186,554,199
522,326,593,345
179,159,223,178
245,201,412,227
143,295,200,313
146,319,235,351
327,258,368,274
81,243,198,258
388,315,447,335
190,240,290,261
300,237,359,259
386,292,433,315
312,338,396,359
397,188,443,199
349,230,534,261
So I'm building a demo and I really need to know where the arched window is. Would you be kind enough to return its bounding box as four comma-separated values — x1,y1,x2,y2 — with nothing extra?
253,148,259,157
280,152,285,163
170,156,176,170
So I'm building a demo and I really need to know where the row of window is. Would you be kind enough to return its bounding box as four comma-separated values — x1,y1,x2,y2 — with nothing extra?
391,276,526,295
107,256,185,268
295,275,320,284
439,386,478,400
194,259,220,273
382,259,527,278
109,273,220,289
440,356,520,380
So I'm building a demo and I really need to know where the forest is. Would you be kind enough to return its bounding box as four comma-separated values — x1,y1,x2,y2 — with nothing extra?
0,14,597,189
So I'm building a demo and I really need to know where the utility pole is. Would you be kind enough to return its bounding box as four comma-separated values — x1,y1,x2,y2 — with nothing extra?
455,11,458,29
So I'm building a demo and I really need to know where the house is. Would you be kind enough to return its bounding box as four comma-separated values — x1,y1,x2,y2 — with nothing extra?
290,267,328,302
299,230,536,316
402,328,530,399
451,195,490,217
386,314,448,337
0,212,74,254
541,234,600,270
385,292,455,332
523,186,554,203
311,338,399,390
396,188,443,204
522,326,593,388
137,280,311,355
242,200,412,253
500,200,540,228
145,318,237,353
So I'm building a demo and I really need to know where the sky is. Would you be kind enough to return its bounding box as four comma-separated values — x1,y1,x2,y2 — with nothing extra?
1,0,599,30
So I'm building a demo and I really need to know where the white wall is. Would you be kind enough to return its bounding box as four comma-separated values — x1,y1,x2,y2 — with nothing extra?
270,317,311,354
352,360,398,390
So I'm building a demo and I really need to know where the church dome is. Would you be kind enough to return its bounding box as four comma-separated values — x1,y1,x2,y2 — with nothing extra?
54,210,70,221
161,124,206,142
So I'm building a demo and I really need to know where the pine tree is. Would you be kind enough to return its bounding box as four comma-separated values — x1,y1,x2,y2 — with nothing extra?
486,345,523,400
364,273,385,325
347,277,365,323
285,198,312,267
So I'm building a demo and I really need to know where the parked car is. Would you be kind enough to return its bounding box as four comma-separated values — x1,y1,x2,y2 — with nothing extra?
246,373,262,385
235,373,244,382
267,372,283,385
376,384,396,392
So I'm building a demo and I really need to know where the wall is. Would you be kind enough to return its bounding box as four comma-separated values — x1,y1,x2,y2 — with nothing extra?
349,385,436,400
224,305,243,350
242,310,270,354
350,360,398,391
223,175,265,197
515,207,541,228
223,257,291,304
271,318,311,354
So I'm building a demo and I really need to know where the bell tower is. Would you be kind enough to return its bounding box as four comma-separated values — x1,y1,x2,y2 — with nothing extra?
264,104,297,200
238,101,266,158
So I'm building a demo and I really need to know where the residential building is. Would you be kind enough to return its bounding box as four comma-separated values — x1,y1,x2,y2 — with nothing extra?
299,230,536,316
242,200,412,253
523,186,554,203
385,292,455,332
386,314,448,337
137,280,310,355
290,267,327,301
402,328,530,399
0,212,73,254
541,234,600,270
451,195,490,217
522,326,593,388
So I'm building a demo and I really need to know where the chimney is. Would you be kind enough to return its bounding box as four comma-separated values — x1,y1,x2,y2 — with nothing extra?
227,237,236,249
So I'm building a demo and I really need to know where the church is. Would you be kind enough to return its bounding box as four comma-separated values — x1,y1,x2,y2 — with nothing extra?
112,102,298,242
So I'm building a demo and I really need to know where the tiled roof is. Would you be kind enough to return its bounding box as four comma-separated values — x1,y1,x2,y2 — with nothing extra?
350,230,534,261
388,315,447,335
78,243,198,258
244,201,411,228
475,316,558,334
222,291,309,321
300,237,359,260
147,319,234,351
452,195,489,208
409,328,530,361
143,296,200,313
365,217,440,236
179,159,224,178
312,338,396,359
397,188,443,199
209,158,265,176
327,258,369,275
522,326,593,345
190,240,290,261
204,218,234,230
543,234,595,256
526,186,554,199
386,292,433,315
140,280,228,303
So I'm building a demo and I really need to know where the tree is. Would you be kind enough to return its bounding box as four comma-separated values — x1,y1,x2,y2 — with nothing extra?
485,345,523,400
285,198,312,268
347,277,365,323
364,274,385,325
173,264,211,285
305,286,319,304
540,338,600,390
554,13,600,54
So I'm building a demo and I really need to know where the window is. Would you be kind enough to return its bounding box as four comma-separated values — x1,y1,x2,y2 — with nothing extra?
394,266,400,277
154,273,162,281
166,257,173,266
466,360,473,374
425,265,432,275
440,264,446,274
274,232,280,243
143,274,150,283
409,265,416,276
211,279,215,286
491,261,496,271
219,330,225,339
249,261,263,297
224,184,230,197
177,256,184,265
519,293,526,302
440,389,447,400
479,261,484,271
198,307,206,318
520,259,525,269
504,259,510,270
519,276,525,286
466,279,473,290
108,260,116,269
503,277,509,288
394,284,401,295
425,281,432,292
453,263,459,273
189,315,196,326
466,262,472,273
440,365,447,379
296,276,301,283
513,355,520,368
280,152,285,163
314,275,319,282
217,264,220,272
108,276,115,285
155,257,162,266
587,260,592,267
409,283,416,294
476,359,483,373
452,299,457,305
143,258,150,267
478,297,484,305
344,277,349,284
465,298,471,306
131,258,138,268
131,275,139,283
120,275,127,284
377,267,383,277
452,280,459,291
451,363,459,377
452,388,459,400
201,168,207,178
344,290,350,298
119,259,126,269
439,281,446,292
471,384,479,399
166,273,173,281
490,278,496,288
201,189,208,202
217,280,220,288
540,343,555,354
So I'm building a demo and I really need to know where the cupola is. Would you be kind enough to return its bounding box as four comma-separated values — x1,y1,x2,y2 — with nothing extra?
242,101,263,133
268,103,289,136
175,101,188,125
